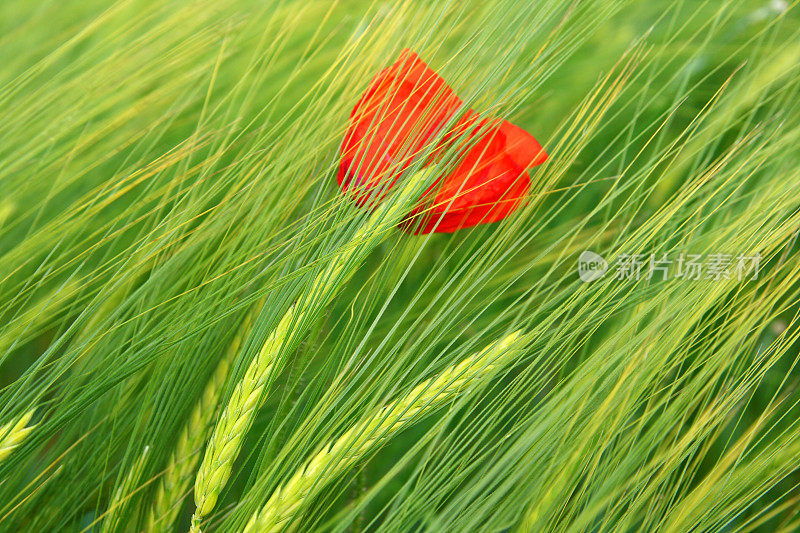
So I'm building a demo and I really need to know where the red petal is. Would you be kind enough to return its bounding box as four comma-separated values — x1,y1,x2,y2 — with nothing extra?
499,120,547,168
401,119,531,234
339,50,546,233
338,49,462,203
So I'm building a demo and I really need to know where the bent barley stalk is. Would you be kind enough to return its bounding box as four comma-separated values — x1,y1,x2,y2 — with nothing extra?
243,330,525,533
189,169,437,532
146,304,261,531
0,410,36,464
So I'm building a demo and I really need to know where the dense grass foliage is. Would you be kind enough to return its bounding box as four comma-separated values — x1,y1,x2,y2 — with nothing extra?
1,0,799,531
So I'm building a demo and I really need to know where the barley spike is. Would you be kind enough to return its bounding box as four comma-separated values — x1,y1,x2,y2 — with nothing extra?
243,330,524,533
188,169,435,532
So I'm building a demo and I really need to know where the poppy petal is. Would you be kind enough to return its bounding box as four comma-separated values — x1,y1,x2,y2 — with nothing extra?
338,50,546,234
499,120,547,168
339,49,462,202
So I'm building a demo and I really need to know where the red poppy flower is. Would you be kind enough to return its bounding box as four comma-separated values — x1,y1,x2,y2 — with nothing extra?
337,49,547,234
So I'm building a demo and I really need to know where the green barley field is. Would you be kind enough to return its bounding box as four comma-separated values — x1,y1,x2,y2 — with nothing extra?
1,0,800,531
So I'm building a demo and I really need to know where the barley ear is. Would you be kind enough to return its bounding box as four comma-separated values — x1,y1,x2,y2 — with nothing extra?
188,170,435,532
147,360,231,531
146,302,261,531
243,330,524,533
0,410,36,464
190,306,299,529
